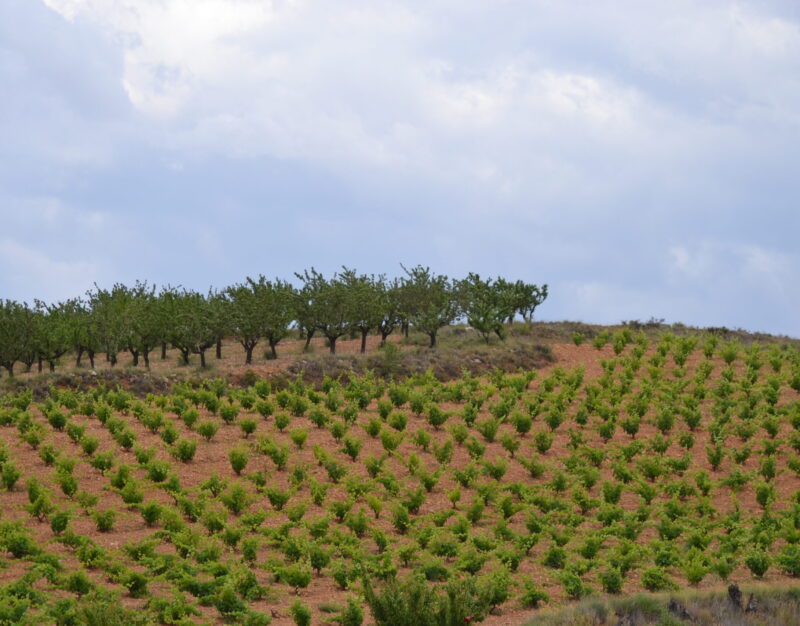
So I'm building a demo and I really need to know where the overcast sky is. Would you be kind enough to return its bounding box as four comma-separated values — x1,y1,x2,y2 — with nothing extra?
2,0,799,335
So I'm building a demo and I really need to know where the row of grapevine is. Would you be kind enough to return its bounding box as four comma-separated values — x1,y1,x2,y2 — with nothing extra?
2,332,799,623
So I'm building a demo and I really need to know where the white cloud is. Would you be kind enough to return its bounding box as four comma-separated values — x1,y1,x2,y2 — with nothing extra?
0,239,101,303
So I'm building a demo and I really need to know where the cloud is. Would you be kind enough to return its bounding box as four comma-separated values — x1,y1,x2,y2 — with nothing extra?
0,0,796,336
0,239,102,303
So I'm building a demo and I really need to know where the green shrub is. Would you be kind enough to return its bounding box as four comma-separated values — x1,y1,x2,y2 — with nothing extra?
196,421,219,441
640,566,676,591
290,600,312,626
745,550,771,578
92,509,116,533
229,448,249,475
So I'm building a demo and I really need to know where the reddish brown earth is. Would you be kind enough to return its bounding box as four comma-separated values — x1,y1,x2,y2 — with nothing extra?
2,336,800,625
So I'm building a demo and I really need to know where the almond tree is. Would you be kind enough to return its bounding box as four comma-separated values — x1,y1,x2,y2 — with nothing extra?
0,300,28,377
88,284,128,366
458,273,515,343
169,290,216,367
297,268,350,354
401,265,459,348
340,268,386,353
227,283,263,365
246,276,296,359
34,300,75,372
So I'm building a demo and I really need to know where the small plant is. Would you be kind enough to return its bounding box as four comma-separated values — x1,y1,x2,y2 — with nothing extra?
229,448,249,475
290,600,312,626
744,550,771,578
290,428,308,449
640,566,676,591
196,421,219,441
239,418,258,438
172,438,197,462
92,509,116,533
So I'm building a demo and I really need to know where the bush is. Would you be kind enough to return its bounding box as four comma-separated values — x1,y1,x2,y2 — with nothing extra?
279,562,312,593
140,501,162,527
92,509,116,533
287,600,311,626
599,566,623,593
520,581,550,608
745,550,771,578
196,421,219,441
640,566,676,591
362,575,490,626
172,438,197,462
229,448,249,475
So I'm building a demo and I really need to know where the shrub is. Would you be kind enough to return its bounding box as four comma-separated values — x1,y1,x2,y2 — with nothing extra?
640,566,676,591
66,570,93,596
290,428,308,449
279,562,312,593
92,509,116,533
559,571,589,599
290,600,312,626
744,550,771,578
534,430,554,454
240,418,258,438
172,438,197,463
196,421,219,441
140,501,162,527
50,510,70,535
229,448,249,475
599,566,623,593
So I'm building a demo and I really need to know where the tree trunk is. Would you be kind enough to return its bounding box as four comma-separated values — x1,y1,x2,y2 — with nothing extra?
199,350,207,368
216,338,222,359
76,346,84,367
269,341,278,360
380,327,393,345
428,331,437,348
110,353,117,367
245,345,254,365
328,336,337,354
304,329,315,351
143,353,150,369
161,342,168,360
360,329,369,354
179,348,190,365
38,358,43,373
5,364,13,378
402,322,409,338
88,350,95,369
130,349,139,367
48,361,56,372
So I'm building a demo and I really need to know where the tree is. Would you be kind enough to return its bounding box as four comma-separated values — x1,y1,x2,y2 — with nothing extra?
508,280,548,323
169,291,216,367
401,265,459,348
227,284,262,365
245,276,296,359
340,268,386,354
34,300,75,372
297,268,351,354
120,281,163,368
458,274,515,343
377,278,403,345
0,300,29,377
66,299,101,369
88,284,128,366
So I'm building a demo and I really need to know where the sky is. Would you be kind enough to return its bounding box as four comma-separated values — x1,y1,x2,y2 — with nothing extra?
2,0,799,335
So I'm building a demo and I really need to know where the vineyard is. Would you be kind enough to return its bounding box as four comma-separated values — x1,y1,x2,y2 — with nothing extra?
2,328,800,624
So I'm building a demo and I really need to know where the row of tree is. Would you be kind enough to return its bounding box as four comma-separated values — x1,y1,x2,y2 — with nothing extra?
0,266,547,376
